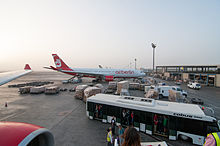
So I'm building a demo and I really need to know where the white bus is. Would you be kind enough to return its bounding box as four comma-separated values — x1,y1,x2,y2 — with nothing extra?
86,94,220,145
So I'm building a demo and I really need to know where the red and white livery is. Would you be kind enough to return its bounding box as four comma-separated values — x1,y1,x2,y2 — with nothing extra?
47,54,145,81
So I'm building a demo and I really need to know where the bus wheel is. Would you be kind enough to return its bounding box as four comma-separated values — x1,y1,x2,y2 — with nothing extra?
159,94,163,99
179,134,192,142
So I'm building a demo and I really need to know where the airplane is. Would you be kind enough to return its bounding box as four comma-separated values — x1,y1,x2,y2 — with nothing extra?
0,64,54,146
45,54,146,82
0,64,32,86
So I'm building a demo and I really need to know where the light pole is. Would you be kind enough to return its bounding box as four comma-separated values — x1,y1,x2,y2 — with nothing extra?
151,43,156,73
135,58,137,70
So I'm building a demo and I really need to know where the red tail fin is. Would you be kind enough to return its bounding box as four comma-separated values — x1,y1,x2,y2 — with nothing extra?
52,54,72,71
24,64,31,70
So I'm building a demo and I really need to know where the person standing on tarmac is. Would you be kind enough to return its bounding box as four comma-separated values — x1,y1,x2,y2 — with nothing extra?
111,116,116,135
107,127,113,146
118,124,125,146
204,132,220,146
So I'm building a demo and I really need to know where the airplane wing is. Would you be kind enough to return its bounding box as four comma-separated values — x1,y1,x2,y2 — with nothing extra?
0,64,32,86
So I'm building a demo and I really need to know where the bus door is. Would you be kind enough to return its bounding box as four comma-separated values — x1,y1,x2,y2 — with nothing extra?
93,103,104,120
153,114,168,137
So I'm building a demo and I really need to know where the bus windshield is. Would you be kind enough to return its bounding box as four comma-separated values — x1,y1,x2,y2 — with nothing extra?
218,120,220,130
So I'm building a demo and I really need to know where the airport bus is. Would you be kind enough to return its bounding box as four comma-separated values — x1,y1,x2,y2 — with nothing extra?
86,94,220,145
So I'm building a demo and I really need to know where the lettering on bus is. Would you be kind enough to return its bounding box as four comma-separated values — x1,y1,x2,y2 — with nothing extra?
115,71,134,74
193,116,202,119
173,113,193,118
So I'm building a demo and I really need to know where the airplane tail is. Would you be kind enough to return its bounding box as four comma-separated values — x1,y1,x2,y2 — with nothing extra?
24,64,31,70
52,54,72,71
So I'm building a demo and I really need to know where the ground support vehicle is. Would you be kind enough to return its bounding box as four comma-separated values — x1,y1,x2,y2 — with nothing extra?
87,94,220,145
188,82,201,90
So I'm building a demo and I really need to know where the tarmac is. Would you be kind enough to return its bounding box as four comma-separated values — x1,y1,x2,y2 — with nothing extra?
1,71,219,146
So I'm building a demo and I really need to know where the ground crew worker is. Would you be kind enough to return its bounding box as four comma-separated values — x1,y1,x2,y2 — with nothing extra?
107,127,113,146
204,132,220,146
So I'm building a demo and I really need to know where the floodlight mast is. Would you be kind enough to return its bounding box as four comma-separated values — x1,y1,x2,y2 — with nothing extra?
151,43,156,73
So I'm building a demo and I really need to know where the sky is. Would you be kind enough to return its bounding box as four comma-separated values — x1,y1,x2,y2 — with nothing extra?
0,0,219,71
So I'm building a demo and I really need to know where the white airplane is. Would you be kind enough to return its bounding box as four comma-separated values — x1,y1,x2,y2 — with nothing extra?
46,54,146,81
0,64,32,86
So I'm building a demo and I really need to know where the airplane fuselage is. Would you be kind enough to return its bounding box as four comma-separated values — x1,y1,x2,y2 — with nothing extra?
49,54,146,81
68,68,145,78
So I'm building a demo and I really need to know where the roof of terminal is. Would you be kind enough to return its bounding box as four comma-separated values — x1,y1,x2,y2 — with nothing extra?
156,65,219,68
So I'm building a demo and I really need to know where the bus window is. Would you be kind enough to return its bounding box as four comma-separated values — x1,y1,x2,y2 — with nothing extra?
153,114,157,134
114,107,120,118
169,116,176,130
146,112,152,125
140,111,146,124
121,109,126,125
107,105,115,116
121,108,131,125
153,114,166,135
218,120,220,130
177,118,204,136
134,110,140,123
206,121,220,135
94,104,99,118
102,104,107,115
87,102,94,112
163,115,169,135
107,105,120,118
98,105,103,119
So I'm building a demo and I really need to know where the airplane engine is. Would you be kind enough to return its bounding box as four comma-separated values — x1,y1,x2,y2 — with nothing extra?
0,122,54,146
104,76,114,81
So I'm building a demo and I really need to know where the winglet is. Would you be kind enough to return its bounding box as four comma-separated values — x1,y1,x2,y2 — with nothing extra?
52,54,72,71
24,64,31,70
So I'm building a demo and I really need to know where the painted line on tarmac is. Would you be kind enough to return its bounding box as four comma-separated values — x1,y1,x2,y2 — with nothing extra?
49,102,84,130
0,112,26,121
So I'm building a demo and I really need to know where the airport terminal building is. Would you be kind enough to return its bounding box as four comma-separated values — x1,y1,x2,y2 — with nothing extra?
156,65,220,87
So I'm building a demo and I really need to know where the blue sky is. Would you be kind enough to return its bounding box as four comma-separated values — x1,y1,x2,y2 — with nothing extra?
0,0,219,70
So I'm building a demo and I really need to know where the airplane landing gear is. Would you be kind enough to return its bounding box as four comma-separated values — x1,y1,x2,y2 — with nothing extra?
92,77,103,83
66,76,82,83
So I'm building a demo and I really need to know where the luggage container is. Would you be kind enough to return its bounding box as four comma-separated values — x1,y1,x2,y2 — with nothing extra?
108,81,117,90
45,86,60,94
83,87,101,102
30,86,45,94
129,83,140,90
116,81,129,95
94,84,105,93
74,85,88,100
19,86,32,94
